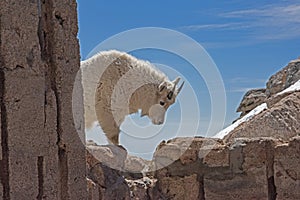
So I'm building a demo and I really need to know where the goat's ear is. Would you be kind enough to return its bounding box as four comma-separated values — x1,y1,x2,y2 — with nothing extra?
158,81,167,93
172,77,181,85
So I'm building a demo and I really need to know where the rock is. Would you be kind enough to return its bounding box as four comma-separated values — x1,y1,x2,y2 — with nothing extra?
236,57,300,118
153,138,193,170
202,143,229,167
158,174,201,200
123,155,153,179
203,138,277,199
87,178,100,200
274,136,300,200
86,148,131,200
126,177,157,200
266,91,295,108
86,143,127,171
266,59,300,97
0,0,86,199
85,137,300,199
236,88,267,117
153,137,223,172
225,91,300,142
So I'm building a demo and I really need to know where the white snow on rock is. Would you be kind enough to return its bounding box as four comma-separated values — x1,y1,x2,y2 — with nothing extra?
212,103,268,139
290,58,300,63
213,79,300,139
276,79,300,96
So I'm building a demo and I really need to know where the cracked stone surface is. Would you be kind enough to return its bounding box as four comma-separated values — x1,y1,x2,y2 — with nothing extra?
0,1,86,199
274,137,300,200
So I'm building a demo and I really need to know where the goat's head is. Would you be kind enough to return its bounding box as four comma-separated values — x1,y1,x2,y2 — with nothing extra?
148,77,184,125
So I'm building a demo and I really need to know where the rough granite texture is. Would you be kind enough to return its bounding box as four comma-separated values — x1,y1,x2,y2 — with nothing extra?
266,59,300,97
225,91,300,142
86,147,131,200
87,137,300,200
274,137,300,200
236,58,300,118
0,1,86,199
236,88,266,117
232,58,300,141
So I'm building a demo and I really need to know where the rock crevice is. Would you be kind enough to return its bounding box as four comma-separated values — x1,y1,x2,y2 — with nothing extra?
0,1,86,199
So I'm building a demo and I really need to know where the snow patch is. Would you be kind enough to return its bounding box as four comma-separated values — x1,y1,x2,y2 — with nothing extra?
276,80,300,96
212,103,268,139
213,79,300,139
290,58,300,63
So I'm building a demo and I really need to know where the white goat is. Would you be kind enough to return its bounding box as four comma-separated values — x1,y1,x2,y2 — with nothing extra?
81,50,184,145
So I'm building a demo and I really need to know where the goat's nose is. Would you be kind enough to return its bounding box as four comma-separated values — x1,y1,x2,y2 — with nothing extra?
157,120,163,125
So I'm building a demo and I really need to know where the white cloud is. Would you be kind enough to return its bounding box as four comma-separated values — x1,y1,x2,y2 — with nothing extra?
226,77,266,94
182,23,246,31
182,3,300,42
222,3,300,40
223,4,300,21
227,87,256,93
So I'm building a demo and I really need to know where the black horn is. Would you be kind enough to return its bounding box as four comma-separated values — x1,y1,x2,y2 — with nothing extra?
172,77,181,92
177,81,185,94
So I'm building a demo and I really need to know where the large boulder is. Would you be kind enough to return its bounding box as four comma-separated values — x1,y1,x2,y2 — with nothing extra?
225,91,300,143
86,142,131,199
236,88,266,117
266,58,300,97
236,57,300,118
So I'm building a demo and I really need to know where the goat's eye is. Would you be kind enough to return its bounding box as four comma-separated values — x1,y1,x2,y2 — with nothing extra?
160,101,165,106
167,91,173,100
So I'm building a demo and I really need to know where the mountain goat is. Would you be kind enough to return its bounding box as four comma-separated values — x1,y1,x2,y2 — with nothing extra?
81,50,184,145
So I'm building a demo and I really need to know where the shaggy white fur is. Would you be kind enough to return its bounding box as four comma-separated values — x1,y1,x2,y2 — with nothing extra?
81,50,183,145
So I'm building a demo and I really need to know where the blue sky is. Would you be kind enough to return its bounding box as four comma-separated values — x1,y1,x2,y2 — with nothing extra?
77,0,300,159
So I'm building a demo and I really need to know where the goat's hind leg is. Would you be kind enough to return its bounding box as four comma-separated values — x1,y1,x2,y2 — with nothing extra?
105,127,120,145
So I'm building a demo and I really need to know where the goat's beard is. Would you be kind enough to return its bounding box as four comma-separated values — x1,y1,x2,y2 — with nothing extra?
148,104,166,125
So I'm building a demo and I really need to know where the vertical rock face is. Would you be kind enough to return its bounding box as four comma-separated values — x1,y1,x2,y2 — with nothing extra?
274,137,300,200
0,0,86,199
